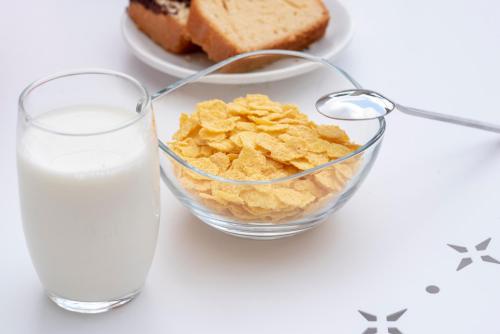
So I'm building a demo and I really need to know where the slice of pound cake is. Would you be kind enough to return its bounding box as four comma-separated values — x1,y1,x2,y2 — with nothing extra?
128,0,198,54
186,0,330,62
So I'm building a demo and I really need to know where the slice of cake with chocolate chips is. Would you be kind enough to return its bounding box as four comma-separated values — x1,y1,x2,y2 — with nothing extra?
128,0,198,54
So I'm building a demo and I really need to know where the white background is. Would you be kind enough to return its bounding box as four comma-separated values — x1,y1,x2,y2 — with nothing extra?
1,1,500,333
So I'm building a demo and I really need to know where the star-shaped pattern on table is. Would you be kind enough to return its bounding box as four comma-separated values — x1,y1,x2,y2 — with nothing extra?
448,238,500,271
359,309,407,334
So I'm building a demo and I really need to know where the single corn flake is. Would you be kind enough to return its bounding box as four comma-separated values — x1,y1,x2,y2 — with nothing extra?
313,169,341,191
212,189,245,205
305,152,329,166
231,147,267,176
293,179,326,198
189,157,220,176
228,102,268,116
230,131,258,149
170,138,200,158
306,138,331,153
317,125,350,143
235,121,257,131
198,128,227,142
198,145,216,157
290,158,315,170
173,113,199,140
228,204,260,220
248,115,275,125
256,124,289,132
326,143,353,159
240,190,281,210
179,173,212,192
207,139,238,153
286,125,318,139
274,188,315,208
197,101,238,132
210,152,230,172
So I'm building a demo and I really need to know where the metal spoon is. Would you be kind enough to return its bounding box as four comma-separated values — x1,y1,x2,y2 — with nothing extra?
316,89,500,133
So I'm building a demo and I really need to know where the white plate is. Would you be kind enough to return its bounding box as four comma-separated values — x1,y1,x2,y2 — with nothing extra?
121,0,354,84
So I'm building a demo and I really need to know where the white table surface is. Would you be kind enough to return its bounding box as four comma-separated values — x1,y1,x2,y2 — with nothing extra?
2,1,500,333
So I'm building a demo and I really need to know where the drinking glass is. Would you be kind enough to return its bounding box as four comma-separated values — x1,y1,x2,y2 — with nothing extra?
17,70,160,313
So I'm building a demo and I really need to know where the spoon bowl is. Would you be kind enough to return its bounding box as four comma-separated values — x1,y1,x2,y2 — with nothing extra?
316,89,395,120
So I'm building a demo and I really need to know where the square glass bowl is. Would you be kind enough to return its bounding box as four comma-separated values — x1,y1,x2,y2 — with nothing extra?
154,51,385,239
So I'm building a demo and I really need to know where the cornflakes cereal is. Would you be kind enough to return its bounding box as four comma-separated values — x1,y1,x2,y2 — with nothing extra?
169,94,361,223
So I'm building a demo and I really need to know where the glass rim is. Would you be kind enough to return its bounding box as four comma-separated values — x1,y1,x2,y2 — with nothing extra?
156,49,387,185
18,69,152,136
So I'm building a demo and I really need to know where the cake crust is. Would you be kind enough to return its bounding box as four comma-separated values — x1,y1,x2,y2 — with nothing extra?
186,0,330,62
128,1,197,54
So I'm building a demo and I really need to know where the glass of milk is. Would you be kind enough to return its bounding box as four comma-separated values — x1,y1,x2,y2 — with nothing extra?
17,70,160,313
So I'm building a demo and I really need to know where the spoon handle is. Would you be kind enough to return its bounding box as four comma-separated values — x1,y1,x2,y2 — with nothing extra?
396,104,500,134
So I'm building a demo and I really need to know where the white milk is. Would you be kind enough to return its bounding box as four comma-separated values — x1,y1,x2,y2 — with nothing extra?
17,106,160,302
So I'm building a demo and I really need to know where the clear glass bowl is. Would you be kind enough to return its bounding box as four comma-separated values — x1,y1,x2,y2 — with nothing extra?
154,50,385,239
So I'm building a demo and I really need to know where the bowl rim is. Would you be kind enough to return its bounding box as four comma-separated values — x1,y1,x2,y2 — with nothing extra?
155,50,386,185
